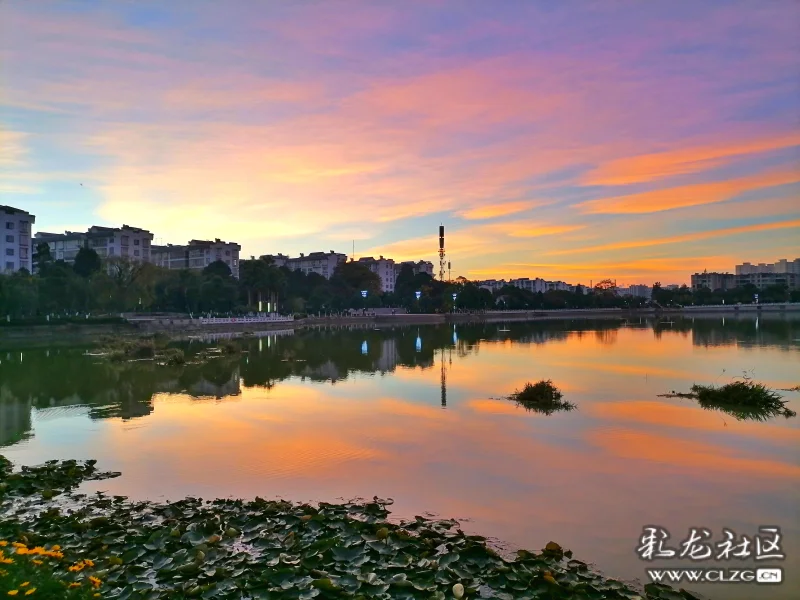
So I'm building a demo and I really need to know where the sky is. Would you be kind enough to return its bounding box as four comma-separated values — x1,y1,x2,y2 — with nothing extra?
1,1,798,286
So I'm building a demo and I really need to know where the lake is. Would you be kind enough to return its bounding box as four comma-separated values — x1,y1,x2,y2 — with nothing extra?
1,316,798,599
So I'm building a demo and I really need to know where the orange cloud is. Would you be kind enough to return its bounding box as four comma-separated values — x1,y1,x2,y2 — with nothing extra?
578,169,799,214
547,218,800,256
467,256,735,283
585,132,800,186
459,201,537,220
507,224,585,238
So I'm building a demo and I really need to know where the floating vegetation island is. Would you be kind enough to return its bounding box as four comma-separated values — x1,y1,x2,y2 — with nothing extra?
0,455,695,599
662,378,796,421
95,335,241,367
505,380,576,415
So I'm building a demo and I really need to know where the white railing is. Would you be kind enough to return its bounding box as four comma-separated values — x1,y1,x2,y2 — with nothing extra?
197,315,295,325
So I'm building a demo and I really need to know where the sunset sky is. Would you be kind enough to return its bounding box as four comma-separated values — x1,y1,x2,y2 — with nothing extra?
1,1,798,285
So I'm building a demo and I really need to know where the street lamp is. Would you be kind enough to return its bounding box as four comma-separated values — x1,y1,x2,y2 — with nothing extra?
361,290,367,298
415,291,421,300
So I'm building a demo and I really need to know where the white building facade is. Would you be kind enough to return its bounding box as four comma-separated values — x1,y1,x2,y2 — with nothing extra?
1,205,35,273
736,258,800,276
264,251,347,279
35,225,154,265
152,239,241,278
357,256,396,292
396,260,435,278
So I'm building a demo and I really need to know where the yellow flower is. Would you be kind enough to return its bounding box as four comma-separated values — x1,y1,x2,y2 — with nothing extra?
11,543,25,549
24,591,35,597
0,541,7,546
84,559,95,567
89,576,102,588
14,548,28,556
68,583,81,588
32,560,42,566
18,583,28,588
7,591,18,597
50,545,60,551
0,558,13,565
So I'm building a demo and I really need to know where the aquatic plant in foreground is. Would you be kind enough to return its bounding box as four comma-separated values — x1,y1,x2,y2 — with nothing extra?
1,456,697,599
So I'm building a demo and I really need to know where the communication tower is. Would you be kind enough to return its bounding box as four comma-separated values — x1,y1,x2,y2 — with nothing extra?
438,225,446,282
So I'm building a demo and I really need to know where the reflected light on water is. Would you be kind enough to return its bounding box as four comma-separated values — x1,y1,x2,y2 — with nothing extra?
1,317,798,600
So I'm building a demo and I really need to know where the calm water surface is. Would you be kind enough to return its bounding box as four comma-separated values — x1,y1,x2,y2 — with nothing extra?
1,317,798,599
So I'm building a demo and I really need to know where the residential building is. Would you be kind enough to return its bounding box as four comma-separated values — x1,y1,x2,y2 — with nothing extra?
735,272,799,291
736,258,800,276
396,260,435,278
545,280,571,292
262,251,347,280
691,271,736,291
509,277,548,293
0,205,35,273
615,284,652,299
34,224,153,266
357,256,396,292
477,279,507,292
152,239,241,278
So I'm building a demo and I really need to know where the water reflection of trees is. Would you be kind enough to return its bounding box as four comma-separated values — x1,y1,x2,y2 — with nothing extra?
1,316,797,446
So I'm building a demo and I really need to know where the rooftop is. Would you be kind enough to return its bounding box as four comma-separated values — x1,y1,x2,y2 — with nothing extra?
1,205,34,216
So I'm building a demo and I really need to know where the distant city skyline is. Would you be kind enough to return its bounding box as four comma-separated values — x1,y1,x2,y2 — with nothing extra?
1,2,798,285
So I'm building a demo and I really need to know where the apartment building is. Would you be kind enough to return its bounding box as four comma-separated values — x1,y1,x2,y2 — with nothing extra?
34,224,153,265
357,256,396,292
615,284,652,299
735,272,799,290
396,260,435,278
736,258,800,276
477,279,507,292
263,251,347,280
0,205,35,273
152,239,241,278
509,277,548,293
691,271,736,291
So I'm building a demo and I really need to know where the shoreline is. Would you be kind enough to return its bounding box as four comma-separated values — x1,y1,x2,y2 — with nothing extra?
1,303,797,348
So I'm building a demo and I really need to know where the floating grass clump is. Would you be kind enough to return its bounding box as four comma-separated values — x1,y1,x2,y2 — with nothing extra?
158,347,186,366
507,380,576,415
661,378,796,421
690,380,796,421
1,455,686,600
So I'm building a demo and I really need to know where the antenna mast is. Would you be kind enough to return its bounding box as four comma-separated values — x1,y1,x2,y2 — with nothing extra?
438,225,446,282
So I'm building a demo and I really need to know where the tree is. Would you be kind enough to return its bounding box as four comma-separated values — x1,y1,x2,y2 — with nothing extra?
73,247,102,278
33,242,53,273
332,261,381,295
203,260,232,279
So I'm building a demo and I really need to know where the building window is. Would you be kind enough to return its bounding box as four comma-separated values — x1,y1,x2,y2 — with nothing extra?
5,248,14,256
108,247,115,255
19,248,28,259
134,239,140,246
134,249,140,257
225,250,230,256
5,222,14,230
5,235,13,243
19,221,29,233
122,236,129,244
5,262,13,271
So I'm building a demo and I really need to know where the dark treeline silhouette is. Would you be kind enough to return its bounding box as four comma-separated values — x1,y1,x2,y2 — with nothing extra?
8,247,794,320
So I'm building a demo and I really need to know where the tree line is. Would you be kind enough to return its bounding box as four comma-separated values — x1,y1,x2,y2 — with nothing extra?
0,245,796,320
